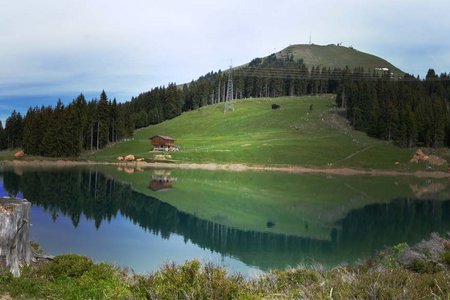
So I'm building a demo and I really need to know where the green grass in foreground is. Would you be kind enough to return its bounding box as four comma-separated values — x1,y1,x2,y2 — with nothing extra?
1,234,450,299
84,95,429,170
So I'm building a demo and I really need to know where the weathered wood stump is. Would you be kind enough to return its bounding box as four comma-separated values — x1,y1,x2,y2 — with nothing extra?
0,197,32,277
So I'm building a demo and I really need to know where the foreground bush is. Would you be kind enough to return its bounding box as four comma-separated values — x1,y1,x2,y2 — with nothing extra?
0,254,132,299
1,234,450,299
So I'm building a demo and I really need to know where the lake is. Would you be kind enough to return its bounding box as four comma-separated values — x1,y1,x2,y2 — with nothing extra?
1,165,450,275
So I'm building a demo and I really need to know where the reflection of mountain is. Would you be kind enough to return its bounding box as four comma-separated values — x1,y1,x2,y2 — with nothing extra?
2,167,450,270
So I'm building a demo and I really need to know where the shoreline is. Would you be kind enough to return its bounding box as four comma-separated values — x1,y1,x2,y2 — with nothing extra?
2,159,450,178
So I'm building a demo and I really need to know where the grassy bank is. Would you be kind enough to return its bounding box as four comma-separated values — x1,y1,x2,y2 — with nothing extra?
83,95,427,170
1,234,450,299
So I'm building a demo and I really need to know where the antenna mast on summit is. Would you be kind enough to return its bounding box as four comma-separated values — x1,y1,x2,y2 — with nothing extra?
224,64,234,112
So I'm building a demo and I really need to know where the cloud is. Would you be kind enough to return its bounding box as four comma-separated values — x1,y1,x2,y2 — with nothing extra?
0,0,449,118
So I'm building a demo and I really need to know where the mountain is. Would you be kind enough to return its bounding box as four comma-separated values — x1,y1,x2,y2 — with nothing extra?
273,44,404,78
82,46,417,165
7,44,410,159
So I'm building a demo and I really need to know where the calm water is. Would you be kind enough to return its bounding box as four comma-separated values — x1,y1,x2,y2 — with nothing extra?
1,165,450,275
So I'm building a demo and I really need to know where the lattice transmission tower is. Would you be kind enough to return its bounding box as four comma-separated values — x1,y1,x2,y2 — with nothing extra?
224,65,234,112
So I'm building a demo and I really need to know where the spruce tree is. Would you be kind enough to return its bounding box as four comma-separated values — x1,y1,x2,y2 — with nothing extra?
5,110,24,149
97,91,110,149
0,121,6,150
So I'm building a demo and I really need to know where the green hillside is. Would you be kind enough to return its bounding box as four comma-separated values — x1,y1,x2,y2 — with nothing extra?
276,44,404,78
85,95,423,170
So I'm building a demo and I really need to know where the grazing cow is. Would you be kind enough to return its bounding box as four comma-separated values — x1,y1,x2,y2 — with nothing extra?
271,104,280,110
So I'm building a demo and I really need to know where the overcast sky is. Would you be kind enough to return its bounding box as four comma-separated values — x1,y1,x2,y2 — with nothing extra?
1,0,450,121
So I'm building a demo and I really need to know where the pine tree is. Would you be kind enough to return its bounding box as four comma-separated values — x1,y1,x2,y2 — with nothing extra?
22,108,40,154
64,105,83,156
5,110,24,149
97,91,110,149
72,94,88,149
41,105,59,157
110,99,118,143
86,100,98,151
0,121,7,150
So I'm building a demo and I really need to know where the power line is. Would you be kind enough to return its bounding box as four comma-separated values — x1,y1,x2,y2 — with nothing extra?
226,66,450,82
232,68,387,81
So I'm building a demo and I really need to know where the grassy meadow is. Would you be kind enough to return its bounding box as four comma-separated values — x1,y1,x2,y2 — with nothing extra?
84,95,424,170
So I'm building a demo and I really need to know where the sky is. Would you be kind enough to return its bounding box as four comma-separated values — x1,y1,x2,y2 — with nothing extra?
1,0,450,122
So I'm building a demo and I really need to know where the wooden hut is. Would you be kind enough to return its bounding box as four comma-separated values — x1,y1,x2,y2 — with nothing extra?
149,135,176,150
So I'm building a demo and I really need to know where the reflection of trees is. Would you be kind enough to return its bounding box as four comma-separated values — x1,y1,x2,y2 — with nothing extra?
2,168,450,270
3,171,21,197
8,169,123,229
335,198,450,258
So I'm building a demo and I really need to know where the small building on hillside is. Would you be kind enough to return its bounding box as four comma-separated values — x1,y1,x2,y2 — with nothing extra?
150,135,177,151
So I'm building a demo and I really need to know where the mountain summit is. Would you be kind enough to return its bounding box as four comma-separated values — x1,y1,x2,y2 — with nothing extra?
274,44,404,78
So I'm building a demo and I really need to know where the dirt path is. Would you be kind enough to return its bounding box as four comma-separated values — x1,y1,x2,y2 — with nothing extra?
2,159,450,178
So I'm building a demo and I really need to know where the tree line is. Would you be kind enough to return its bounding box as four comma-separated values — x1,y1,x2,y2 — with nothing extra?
338,69,450,147
1,52,437,157
1,91,134,157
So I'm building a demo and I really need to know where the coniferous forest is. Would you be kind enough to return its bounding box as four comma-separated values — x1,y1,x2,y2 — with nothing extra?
0,53,449,157
338,69,450,147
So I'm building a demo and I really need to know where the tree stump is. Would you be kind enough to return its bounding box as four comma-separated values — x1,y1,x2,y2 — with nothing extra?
0,198,32,277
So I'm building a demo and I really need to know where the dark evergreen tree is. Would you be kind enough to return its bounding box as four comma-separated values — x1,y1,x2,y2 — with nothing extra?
97,91,110,149
339,73,450,148
0,121,7,150
5,110,23,148
87,100,98,151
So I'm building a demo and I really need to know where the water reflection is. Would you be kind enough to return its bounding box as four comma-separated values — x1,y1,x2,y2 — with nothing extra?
149,171,177,192
335,198,450,258
1,167,450,272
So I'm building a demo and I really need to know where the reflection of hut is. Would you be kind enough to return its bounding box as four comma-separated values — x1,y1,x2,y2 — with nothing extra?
150,135,176,151
148,175,177,192
149,179,173,192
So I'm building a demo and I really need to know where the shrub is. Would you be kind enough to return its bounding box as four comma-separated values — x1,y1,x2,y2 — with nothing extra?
410,259,439,274
143,260,249,299
393,242,409,254
46,254,93,279
76,263,132,299
441,250,450,267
